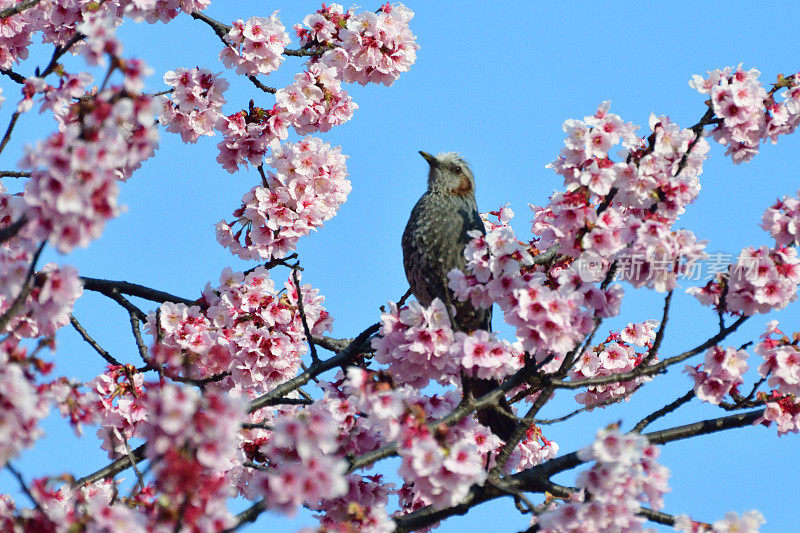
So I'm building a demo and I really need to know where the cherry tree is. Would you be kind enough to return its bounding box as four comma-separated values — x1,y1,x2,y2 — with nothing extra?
0,2,798,532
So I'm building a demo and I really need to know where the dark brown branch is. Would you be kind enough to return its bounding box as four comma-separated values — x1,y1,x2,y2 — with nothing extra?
493,386,554,473
248,321,379,414
0,215,27,244
0,69,25,84
632,389,695,433
291,267,319,364
311,335,351,352
0,110,21,157
396,409,765,531
81,277,195,305
6,462,47,517
0,170,30,177
72,444,147,488
0,0,42,19
70,314,124,367
38,31,86,79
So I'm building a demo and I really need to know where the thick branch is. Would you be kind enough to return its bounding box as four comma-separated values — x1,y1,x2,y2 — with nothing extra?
0,0,42,19
248,322,379,414
81,277,195,305
395,409,766,531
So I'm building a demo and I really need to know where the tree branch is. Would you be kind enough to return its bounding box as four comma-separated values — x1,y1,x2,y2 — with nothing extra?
81,277,195,305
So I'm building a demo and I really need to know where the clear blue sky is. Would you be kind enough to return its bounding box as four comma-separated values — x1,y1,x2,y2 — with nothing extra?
1,1,799,531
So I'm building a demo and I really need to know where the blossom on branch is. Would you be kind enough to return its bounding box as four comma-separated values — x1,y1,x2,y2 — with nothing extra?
216,137,350,260
220,13,290,77
159,67,229,143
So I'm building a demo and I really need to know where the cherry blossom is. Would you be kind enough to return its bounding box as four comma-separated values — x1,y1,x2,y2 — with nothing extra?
140,382,244,530
688,245,799,316
159,67,229,143
255,405,349,513
691,66,800,163
372,298,459,389
684,346,749,405
146,266,332,398
0,338,50,467
296,3,419,86
761,188,800,247
216,137,350,260
538,428,669,532
571,323,659,407
220,13,290,77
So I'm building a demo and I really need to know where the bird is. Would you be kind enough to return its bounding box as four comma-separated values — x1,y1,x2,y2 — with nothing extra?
401,151,516,440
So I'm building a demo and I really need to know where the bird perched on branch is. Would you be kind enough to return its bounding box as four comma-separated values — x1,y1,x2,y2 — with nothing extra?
401,151,515,440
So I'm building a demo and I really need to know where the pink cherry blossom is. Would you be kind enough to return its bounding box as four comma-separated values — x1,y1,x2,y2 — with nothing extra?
221,13,290,77
159,67,229,143
296,3,419,87
217,137,350,260
684,346,749,405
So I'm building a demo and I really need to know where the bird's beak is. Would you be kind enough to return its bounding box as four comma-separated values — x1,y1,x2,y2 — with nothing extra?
419,151,436,166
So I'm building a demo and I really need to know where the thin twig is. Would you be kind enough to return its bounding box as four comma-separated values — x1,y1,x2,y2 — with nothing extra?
6,463,47,516
122,436,146,491
0,110,21,157
291,266,319,364
533,385,642,425
632,389,695,433
550,316,748,389
0,170,30,178
70,314,124,367
641,290,673,366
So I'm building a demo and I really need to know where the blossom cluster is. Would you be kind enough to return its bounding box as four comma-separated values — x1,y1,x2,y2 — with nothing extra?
214,104,288,173
343,368,512,512
0,258,83,339
220,13,290,77
688,245,799,316
397,423,487,510
216,137,350,260
84,365,147,457
256,405,349,513
371,299,459,389
18,91,158,251
310,474,395,532
140,382,244,530
448,208,603,364
275,61,358,135
146,266,331,397
158,67,229,143
296,3,419,86
684,346,749,405
537,428,669,532
453,329,523,381
761,188,800,248
754,322,800,435
570,321,659,407
0,338,50,467
691,66,800,163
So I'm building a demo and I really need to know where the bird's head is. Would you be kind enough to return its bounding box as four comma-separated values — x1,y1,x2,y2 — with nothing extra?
419,151,476,196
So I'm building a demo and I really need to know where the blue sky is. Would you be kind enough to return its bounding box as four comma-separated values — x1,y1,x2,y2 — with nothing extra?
1,1,799,531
